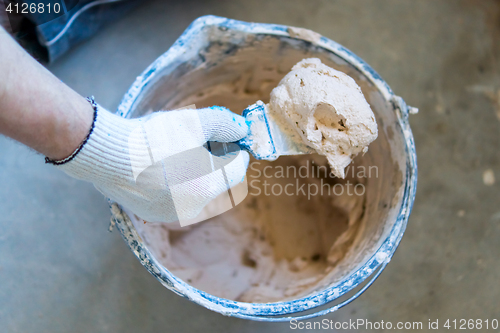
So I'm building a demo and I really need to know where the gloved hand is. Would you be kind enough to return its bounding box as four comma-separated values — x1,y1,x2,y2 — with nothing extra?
51,100,250,223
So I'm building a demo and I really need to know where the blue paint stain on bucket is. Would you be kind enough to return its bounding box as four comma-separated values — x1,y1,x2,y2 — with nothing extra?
111,15,417,321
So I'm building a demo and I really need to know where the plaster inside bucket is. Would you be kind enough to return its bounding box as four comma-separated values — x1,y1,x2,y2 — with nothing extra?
125,28,407,303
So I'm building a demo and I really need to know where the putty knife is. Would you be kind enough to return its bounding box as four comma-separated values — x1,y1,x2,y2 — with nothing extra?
237,101,314,160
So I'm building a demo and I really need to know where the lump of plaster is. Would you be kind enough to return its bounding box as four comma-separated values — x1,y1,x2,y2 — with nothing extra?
268,58,378,178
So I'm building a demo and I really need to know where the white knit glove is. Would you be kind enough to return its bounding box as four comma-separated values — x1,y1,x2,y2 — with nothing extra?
50,100,250,223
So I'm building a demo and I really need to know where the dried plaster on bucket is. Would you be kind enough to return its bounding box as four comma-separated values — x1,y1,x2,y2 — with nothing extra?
112,16,417,319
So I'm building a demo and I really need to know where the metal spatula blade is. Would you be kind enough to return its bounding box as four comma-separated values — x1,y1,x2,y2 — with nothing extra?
237,101,314,160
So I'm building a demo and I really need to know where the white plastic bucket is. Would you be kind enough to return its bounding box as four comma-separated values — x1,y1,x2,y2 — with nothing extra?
110,16,417,321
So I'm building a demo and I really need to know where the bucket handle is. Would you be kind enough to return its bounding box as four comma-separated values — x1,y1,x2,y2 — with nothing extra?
229,260,389,322
391,95,418,119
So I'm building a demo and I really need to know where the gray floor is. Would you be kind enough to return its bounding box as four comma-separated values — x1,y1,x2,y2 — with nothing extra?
1,0,500,332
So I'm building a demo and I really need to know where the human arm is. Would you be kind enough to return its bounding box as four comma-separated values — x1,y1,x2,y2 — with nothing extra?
0,27,250,223
0,26,94,160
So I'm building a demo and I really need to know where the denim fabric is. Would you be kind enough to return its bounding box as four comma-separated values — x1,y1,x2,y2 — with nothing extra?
20,0,140,62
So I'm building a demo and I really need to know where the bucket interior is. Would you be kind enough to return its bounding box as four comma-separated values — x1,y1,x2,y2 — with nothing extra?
124,26,407,303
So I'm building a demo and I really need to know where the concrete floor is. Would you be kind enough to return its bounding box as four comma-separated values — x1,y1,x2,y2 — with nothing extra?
1,0,499,332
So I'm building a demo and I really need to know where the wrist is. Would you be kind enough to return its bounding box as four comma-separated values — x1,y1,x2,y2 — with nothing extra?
39,93,95,161
51,101,141,184
45,96,98,163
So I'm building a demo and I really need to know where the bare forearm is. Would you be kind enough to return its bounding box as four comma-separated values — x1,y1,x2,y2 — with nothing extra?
0,27,93,160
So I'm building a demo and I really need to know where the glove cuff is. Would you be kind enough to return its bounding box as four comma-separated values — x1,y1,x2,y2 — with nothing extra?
45,96,99,165
52,98,138,183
